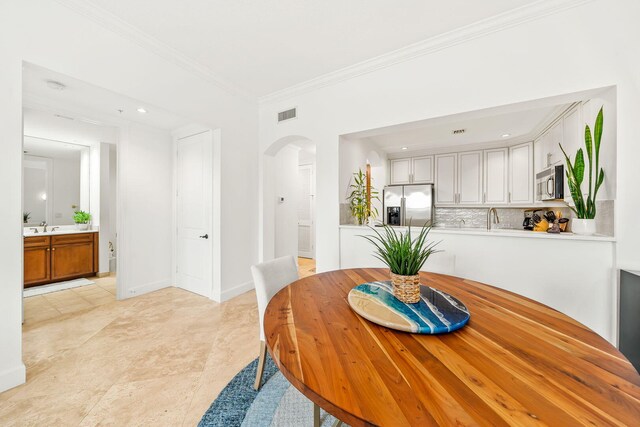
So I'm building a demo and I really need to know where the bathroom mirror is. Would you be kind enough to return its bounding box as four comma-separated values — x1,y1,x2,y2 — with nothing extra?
23,136,90,226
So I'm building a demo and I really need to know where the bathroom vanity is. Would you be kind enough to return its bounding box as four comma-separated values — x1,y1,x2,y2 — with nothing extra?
24,230,99,288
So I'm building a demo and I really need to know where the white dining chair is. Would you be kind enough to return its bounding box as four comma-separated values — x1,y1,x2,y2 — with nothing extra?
251,255,299,390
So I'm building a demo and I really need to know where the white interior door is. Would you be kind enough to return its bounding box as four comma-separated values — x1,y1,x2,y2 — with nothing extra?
176,131,213,297
297,164,314,259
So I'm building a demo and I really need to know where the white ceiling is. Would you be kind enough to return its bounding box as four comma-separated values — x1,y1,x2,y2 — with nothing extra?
354,103,570,154
23,135,87,160
82,0,532,97
24,107,118,146
23,63,190,131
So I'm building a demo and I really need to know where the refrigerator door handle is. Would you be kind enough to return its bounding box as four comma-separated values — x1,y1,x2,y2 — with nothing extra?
401,197,406,226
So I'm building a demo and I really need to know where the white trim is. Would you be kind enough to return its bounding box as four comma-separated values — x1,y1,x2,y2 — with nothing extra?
0,364,26,393
260,0,593,104
124,279,171,298
23,278,94,297
53,0,253,101
221,280,254,302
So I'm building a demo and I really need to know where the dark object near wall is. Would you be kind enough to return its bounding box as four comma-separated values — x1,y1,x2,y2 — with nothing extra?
620,270,640,373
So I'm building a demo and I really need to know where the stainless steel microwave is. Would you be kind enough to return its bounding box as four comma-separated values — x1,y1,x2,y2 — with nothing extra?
536,165,564,201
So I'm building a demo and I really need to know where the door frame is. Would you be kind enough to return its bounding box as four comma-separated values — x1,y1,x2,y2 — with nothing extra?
297,163,315,259
172,125,222,301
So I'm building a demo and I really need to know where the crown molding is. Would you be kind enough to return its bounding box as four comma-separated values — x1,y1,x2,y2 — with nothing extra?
259,0,593,105
54,0,255,101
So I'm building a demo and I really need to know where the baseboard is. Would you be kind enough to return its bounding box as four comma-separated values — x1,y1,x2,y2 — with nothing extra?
96,272,110,278
124,279,171,298
0,363,26,393
220,280,254,302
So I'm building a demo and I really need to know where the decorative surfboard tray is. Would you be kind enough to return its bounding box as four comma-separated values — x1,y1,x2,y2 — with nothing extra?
348,281,470,334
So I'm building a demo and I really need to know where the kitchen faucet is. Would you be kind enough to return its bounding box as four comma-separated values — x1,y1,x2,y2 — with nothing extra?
40,221,48,232
486,208,500,230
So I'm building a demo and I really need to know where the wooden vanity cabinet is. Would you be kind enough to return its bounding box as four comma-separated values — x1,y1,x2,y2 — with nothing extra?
24,236,51,287
24,232,98,288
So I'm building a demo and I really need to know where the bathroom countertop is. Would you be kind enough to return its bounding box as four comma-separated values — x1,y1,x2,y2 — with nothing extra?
23,228,99,237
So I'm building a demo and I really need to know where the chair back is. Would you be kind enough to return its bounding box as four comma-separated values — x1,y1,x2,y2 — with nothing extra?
251,255,299,341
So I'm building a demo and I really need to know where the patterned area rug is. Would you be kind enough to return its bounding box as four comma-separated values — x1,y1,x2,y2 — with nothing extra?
198,355,346,426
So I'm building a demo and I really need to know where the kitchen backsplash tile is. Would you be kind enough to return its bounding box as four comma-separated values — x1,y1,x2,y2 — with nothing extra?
435,201,614,236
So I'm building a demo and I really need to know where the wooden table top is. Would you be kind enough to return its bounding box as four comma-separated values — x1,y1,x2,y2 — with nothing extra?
264,268,640,427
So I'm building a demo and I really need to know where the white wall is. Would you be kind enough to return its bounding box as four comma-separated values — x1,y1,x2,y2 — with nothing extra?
259,0,640,278
51,157,81,225
117,124,173,297
339,137,387,223
0,0,258,392
108,143,118,270
274,145,300,258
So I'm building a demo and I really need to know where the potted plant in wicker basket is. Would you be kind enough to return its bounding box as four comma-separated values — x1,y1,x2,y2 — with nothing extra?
361,224,440,303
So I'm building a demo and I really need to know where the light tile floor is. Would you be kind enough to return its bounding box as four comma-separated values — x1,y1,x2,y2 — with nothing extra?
1,259,316,426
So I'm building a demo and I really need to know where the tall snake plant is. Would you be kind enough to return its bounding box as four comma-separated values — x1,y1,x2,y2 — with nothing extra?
559,107,605,219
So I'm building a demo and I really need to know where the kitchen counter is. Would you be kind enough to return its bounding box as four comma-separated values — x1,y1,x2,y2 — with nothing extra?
339,224,615,242
23,227,98,237
339,224,616,342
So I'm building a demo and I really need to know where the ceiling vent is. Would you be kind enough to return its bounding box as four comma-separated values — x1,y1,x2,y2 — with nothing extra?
54,114,75,121
278,108,297,123
452,128,466,135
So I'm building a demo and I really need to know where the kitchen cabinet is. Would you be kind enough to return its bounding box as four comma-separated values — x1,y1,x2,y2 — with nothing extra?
483,148,508,204
509,142,534,204
411,156,433,183
390,156,433,185
535,119,564,173
390,158,411,185
23,232,98,288
435,153,457,204
457,151,483,204
561,106,581,199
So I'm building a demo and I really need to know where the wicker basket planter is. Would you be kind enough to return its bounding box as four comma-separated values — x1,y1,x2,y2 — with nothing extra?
390,272,421,303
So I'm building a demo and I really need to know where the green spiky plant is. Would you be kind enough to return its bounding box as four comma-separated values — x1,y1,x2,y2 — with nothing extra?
360,224,441,276
559,107,605,219
347,168,380,225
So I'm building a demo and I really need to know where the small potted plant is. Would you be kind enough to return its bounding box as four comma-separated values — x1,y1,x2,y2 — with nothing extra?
73,210,92,230
347,168,380,225
23,212,31,224
559,107,605,235
361,224,440,303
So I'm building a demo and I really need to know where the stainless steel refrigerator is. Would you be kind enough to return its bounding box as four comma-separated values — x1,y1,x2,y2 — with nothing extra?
383,184,434,227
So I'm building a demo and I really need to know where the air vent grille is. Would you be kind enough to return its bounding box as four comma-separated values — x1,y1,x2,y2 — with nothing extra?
452,129,465,135
278,108,297,122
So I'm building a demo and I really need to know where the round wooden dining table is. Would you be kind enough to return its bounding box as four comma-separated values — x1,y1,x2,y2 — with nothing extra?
264,268,640,427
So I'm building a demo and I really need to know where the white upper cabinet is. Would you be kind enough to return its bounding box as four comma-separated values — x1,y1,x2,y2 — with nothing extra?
457,151,483,204
412,156,433,183
390,158,411,185
561,106,581,199
435,153,457,204
483,148,508,204
535,120,563,174
390,156,433,185
548,120,564,167
509,142,533,204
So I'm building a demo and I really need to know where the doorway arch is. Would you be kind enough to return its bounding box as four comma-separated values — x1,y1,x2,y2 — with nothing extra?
260,135,316,264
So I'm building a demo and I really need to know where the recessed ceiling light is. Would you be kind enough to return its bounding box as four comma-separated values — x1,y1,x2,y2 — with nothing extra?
501,133,511,138
401,147,408,150
137,107,147,113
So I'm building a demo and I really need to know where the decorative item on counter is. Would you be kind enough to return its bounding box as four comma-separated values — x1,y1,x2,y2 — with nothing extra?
347,166,380,225
73,210,92,231
532,211,549,232
359,223,441,303
558,217,569,232
23,211,31,224
559,106,605,235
